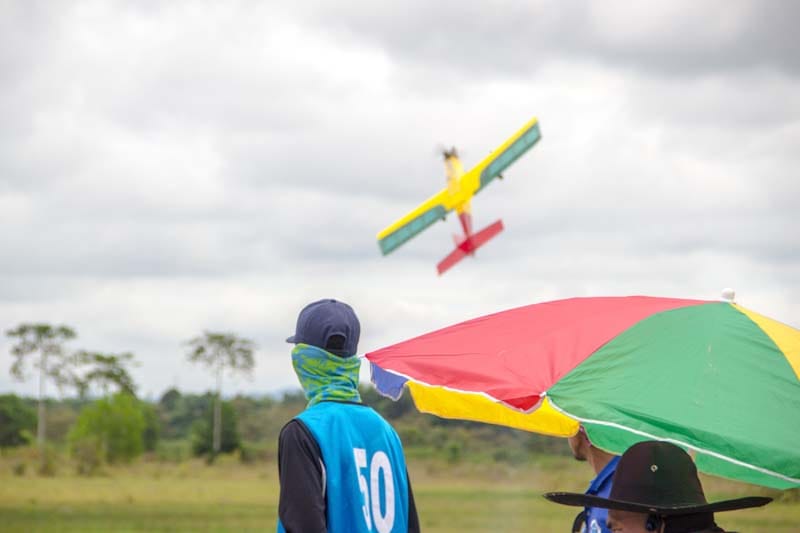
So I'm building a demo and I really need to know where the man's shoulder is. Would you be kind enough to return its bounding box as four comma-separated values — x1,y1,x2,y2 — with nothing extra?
278,418,314,445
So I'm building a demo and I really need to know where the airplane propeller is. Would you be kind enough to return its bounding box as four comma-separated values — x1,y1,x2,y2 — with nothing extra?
434,144,460,160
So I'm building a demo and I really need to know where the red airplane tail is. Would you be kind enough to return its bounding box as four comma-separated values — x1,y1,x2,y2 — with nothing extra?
437,219,504,275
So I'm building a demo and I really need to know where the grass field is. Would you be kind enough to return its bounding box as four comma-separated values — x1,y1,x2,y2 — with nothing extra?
0,453,796,532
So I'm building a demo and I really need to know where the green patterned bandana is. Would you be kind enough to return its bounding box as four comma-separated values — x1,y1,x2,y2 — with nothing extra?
292,343,361,407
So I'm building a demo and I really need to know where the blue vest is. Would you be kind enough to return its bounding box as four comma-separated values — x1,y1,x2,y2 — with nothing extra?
278,401,409,533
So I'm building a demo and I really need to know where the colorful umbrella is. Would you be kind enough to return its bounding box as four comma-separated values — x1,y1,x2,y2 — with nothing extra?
366,296,800,489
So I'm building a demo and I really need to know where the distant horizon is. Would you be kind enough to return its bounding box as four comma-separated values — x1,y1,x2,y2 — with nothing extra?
3,385,306,403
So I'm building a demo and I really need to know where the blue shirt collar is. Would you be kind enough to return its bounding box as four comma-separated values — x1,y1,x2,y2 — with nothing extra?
588,455,620,495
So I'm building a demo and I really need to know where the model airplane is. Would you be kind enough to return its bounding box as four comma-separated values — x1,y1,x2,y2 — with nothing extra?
377,117,542,274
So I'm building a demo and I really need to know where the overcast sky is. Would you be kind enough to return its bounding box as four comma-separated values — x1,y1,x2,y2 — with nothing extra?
1,0,798,400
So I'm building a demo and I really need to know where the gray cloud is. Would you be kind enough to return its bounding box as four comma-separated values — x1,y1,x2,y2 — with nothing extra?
300,0,800,79
1,1,798,398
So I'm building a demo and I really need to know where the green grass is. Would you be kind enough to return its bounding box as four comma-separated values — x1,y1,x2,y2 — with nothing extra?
0,453,796,532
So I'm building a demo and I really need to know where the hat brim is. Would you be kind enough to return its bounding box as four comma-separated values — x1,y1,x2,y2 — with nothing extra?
286,335,297,343
544,492,771,515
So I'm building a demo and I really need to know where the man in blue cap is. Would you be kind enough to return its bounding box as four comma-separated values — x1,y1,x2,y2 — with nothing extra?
567,426,620,533
277,299,420,533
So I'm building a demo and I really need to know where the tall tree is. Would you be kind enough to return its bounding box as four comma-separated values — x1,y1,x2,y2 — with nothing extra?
6,323,78,452
185,332,255,456
76,351,137,397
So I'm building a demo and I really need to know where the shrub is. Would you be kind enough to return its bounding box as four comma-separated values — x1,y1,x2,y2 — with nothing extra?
68,393,145,465
239,441,274,464
0,395,36,449
398,427,423,447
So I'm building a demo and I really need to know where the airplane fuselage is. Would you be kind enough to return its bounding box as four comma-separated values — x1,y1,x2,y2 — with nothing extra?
444,152,473,238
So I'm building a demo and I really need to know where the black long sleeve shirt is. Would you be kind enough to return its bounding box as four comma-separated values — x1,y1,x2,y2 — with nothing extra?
277,414,420,532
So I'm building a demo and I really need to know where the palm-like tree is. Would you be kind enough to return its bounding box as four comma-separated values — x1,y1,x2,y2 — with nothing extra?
6,323,78,452
185,332,255,456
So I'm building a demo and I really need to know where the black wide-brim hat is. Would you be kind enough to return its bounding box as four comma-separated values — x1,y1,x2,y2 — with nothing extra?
545,441,772,515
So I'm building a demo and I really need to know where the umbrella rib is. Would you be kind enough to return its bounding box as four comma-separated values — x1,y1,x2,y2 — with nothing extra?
547,399,800,486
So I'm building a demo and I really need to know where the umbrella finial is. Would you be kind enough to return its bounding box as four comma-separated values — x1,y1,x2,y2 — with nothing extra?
721,288,736,303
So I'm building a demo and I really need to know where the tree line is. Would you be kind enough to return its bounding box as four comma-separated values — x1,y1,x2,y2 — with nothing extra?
5,322,255,470
4,322,572,475
1,386,571,475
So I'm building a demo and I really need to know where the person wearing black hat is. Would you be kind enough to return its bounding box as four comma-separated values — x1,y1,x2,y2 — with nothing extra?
276,299,420,533
545,441,771,533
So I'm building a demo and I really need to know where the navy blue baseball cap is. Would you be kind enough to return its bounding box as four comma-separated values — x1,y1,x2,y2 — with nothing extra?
286,299,361,357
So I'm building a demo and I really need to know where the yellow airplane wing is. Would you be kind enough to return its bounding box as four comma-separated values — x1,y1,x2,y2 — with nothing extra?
458,117,542,196
377,188,453,255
